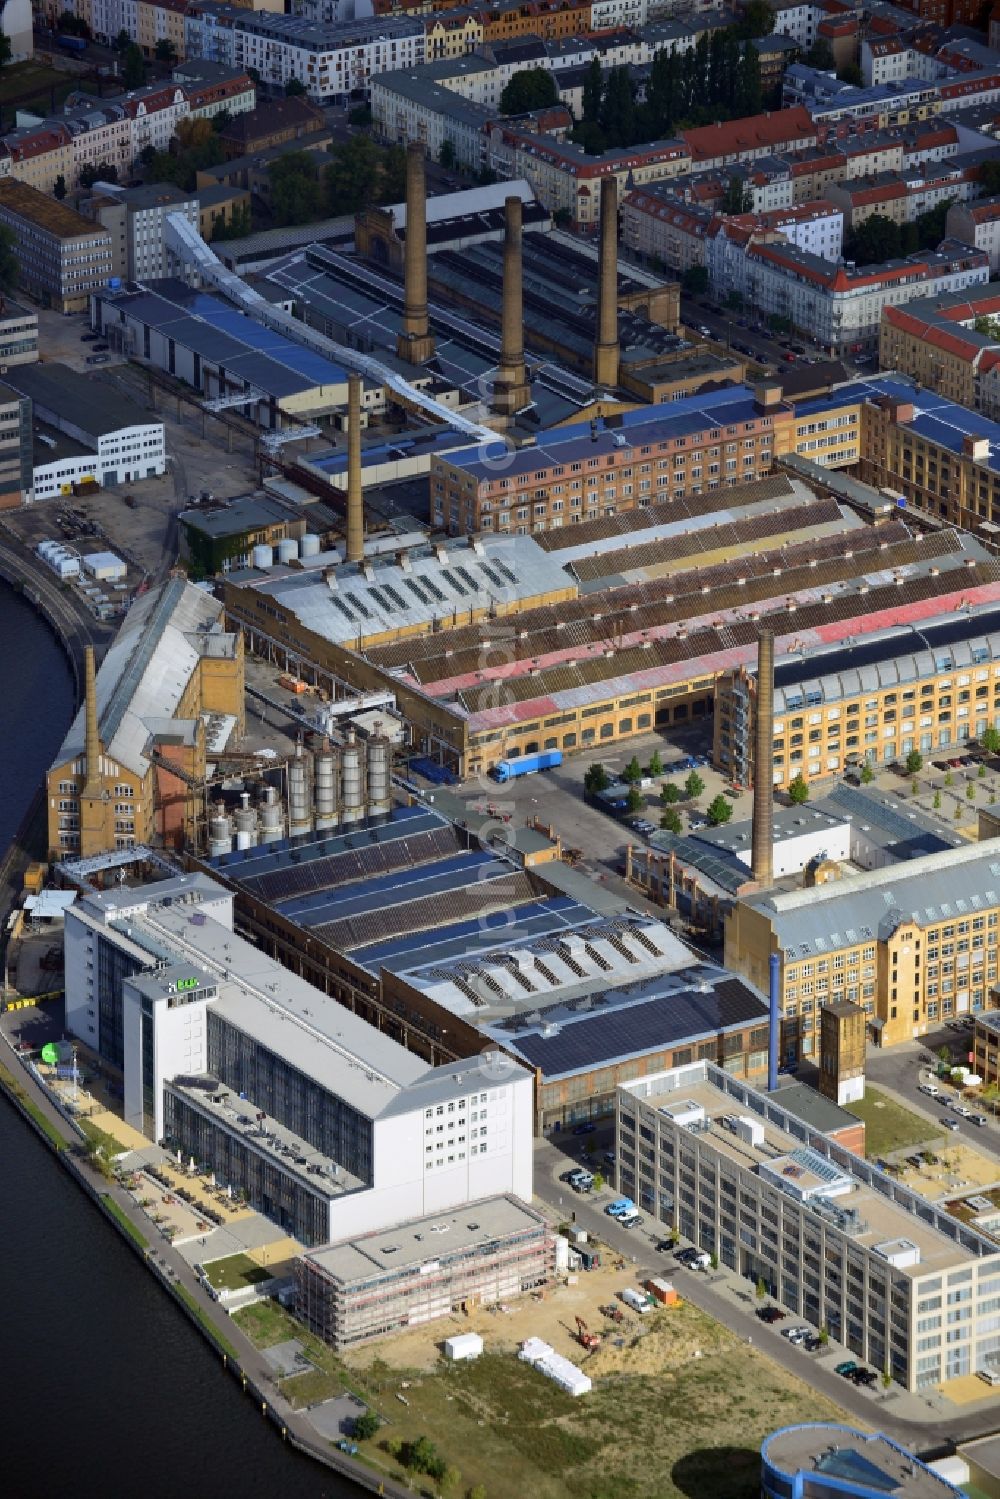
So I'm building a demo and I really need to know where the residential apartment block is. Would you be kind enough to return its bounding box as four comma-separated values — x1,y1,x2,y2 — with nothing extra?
879,286,1000,414
617,1062,1000,1390
947,196,1000,274
93,182,199,281
0,183,113,313
0,298,38,369
742,238,988,355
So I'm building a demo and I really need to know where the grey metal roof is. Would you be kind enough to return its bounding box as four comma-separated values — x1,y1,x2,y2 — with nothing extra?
243,533,571,647
750,842,1000,957
52,578,236,778
5,361,156,442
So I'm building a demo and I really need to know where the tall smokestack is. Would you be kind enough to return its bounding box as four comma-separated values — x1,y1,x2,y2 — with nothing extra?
751,628,775,889
593,175,619,389
494,194,531,419
346,372,364,564
83,644,101,791
396,141,435,365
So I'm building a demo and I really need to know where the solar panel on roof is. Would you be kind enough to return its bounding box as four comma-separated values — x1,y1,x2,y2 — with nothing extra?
404,576,432,604
382,584,408,610
330,595,357,621
420,575,447,603
346,592,374,619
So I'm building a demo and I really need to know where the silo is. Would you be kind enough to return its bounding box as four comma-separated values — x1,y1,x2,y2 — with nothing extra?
366,726,392,822
340,728,365,828
258,784,284,844
208,806,233,858
252,543,273,569
288,749,313,837
277,537,298,565
314,743,340,830
234,791,258,851
300,533,321,559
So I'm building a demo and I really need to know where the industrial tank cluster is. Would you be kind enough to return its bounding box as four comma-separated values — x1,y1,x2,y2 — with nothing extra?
207,728,393,855
251,534,322,570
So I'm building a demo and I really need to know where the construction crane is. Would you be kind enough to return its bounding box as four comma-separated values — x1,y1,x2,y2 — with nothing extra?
575,1317,601,1352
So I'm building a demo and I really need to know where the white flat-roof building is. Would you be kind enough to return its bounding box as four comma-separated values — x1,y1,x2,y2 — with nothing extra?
63,874,534,1245
618,1061,1000,1390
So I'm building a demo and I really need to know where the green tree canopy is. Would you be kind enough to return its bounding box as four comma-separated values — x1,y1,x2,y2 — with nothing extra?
805,38,835,69
584,763,610,794
269,150,322,226
660,781,681,805
625,784,644,815
682,265,709,294
905,750,923,774
684,770,704,800
981,726,1000,754
285,77,306,97
439,138,456,169
722,176,753,214
788,773,809,804
648,749,663,776
660,808,683,833
706,794,733,826
845,212,902,264
741,0,775,37
837,61,864,87
622,755,643,783
154,37,177,63
500,67,558,115
325,134,406,216
123,42,145,88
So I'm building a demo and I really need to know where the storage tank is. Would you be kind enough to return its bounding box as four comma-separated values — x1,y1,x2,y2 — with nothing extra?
208,807,233,858
366,727,391,821
252,543,274,570
340,728,365,827
258,784,284,844
234,791,258,851
277,537,298,564
300,533,321,558
288,749,313,837
314,744,339,831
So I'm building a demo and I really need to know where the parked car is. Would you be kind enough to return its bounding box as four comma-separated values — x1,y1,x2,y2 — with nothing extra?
85,353,109,364
572,1122,597,1135
918,1083,940,1097
942,1117,960,1131
80,332,98,342
835,1360,859,1377
952,1103,972,1117
970,1114,988,1127
781,1326,810,1343
803,1335,823,1352
91,341,109,351
849,1368,877,1387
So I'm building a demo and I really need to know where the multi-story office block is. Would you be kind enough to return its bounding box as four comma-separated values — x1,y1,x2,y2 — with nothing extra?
725,843,1000,1056
0,183,113,313
617,1062,1000,1391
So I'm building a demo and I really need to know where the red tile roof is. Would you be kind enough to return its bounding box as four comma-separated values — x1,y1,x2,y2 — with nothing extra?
682,107,815,164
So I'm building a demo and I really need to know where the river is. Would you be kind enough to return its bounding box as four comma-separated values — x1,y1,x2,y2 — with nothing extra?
0,583,348,1499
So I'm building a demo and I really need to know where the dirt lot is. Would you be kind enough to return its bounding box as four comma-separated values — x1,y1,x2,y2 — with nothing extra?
338,1297,852,1499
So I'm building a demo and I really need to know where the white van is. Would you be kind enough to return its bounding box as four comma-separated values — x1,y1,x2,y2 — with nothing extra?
620,1287,652,1314
918,1083,940,1097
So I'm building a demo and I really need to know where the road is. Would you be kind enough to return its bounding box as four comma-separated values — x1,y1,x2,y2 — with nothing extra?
532,1129,1000,1450
865,1026,1000,1154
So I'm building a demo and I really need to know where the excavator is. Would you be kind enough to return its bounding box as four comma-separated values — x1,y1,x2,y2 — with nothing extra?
575,1316,601,1352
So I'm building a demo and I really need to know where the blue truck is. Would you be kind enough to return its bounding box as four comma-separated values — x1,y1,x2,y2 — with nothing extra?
57,33,88,53
492,749,562,783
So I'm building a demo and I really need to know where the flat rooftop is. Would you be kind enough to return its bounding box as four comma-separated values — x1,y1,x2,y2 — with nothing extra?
166,1075,366,1198
0,179,110,239
764,1426,961,1499
303,1194,544,1284
9,362,157,440
632,1066,998,1277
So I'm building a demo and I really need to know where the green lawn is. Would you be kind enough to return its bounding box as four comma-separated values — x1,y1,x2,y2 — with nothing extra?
844,1086,933,1157
203,1252,270,1293
0,1059,69,1151
175,1284,239,1360
101,1194,148,1249
0,61,84,112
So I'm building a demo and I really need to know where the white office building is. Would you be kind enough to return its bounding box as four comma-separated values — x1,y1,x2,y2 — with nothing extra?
3,363,166,488
63,875,534,1246
618,1061,1000,1392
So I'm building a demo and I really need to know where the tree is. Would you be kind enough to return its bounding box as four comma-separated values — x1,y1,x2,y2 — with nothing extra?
0,33,10,69
706,794,733,826
954,802,963,820
326,134,406,217
968,781,976,801
353,1411,380,1441
285,77,307,97
79,162,117,189
348,103,372,127
933,789,942,809
468,1486,488,1499
684,770,704,800
818,1326,829,1346
648,749,663,777
837,62,864,87
660,808,683,833
905,750,923,774
53,174,67,201
269,149,322,226
682,265,709,295
584,763,610,795
945,770,954,786
114,27,131,52
722,175,753,214
788,772,809,804
154,37,177,64
859,763,874,784
846,213,902,265
756,1274,767,1299
625,784,644,815
805,38,835,69
210,203,252,242
592,1172,604,1191
915,197,954,251
622,755,643,784
660,781,681,804
741,0,775,37
599,66,636,147
439,138,456,169
500,67,558,116
981,159,1000,196
123,43,145,88
582,56,603,123
211,108,232,134
439,1468,463,1498
979,762,987,779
